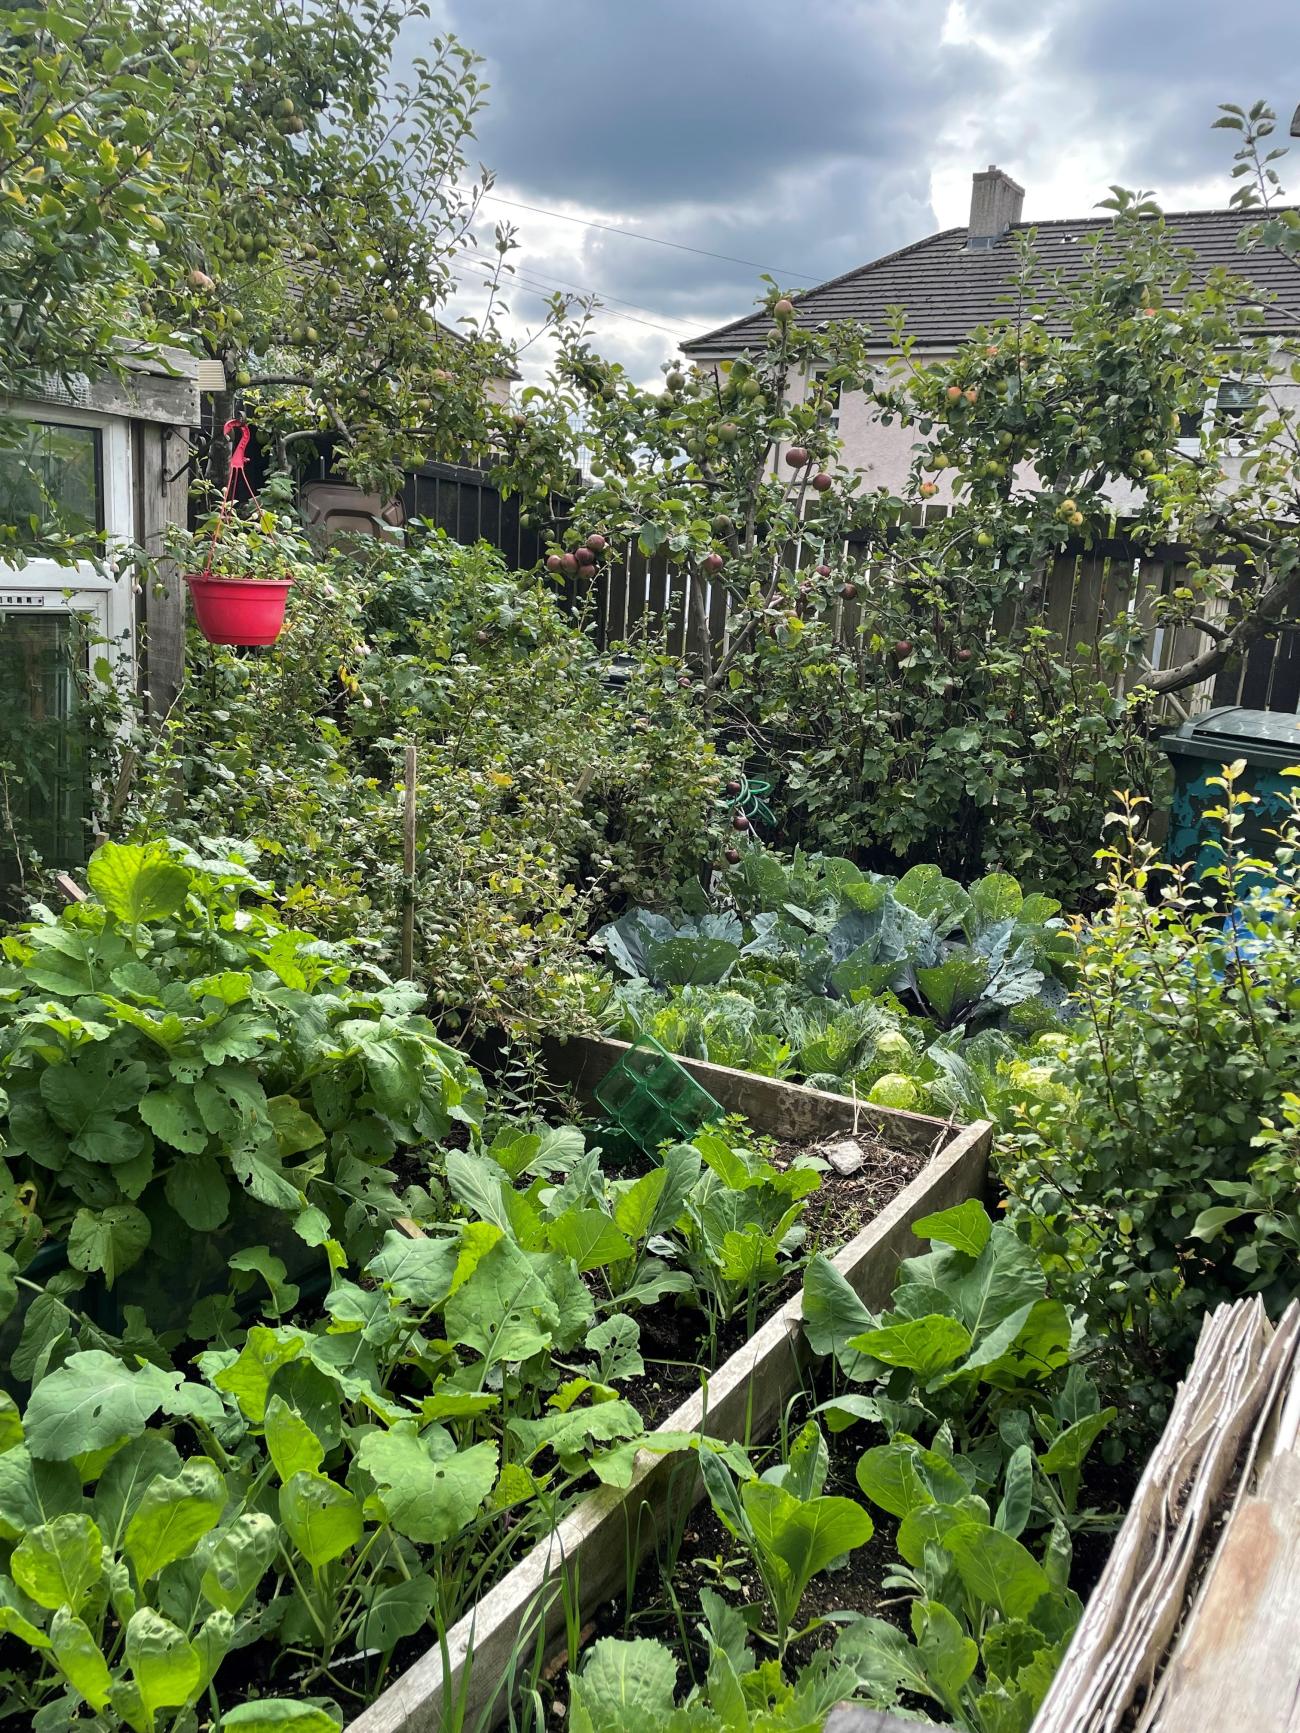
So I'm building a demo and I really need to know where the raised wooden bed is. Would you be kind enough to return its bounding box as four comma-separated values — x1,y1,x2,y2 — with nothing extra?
351,1036,993,1733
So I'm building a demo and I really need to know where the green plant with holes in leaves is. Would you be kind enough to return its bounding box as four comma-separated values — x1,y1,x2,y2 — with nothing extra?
781,1199,1116,1732
0,836,482,1331
698,1419,875,1661
0,1201,756,1730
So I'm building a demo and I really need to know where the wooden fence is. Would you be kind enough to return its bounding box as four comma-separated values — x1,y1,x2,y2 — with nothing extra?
400,464,1300,717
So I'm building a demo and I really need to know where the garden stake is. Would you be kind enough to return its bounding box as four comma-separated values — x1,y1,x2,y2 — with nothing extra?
401,741,417,978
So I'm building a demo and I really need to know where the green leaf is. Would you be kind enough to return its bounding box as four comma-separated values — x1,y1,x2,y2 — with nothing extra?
848,1314,972,1378
741,1483,874,1630
218,1703,342,1731
915,955,991,1022
278,1472,363,1568
200,1513,279,1615
855,1441,969,1519
87,841,190,925
0,1392,22,1455
611,1167,668,1243
943,1521,1050,1619
835,1613,933,1706
12,1515,104,1613
0,1448,82,1540
139,1086,208,1155
164,1154,231,1231
0,1575,51,1648
193,1607,235,1693
67,1204,150,1287
123,1606,202,1719
911,1598,977,1716
1191,1205,1248,1240
801,1253,876,1371
355,1575,438,1649
508,1399,643,1466
24,1352,185,1460
587,1316,644,1383
546,1208,634,1272
895,867,971,932
572,1636,679,1731
49,1606,113,1710
996,1445,1034,1539
356,1427,498,1544
212,1327,304,1424
267,1095,326,1157
970,872,1023,928
1039,1408,1117,1475
124,1457,224,1584
912,1200,992,1258
264,1397,325,1483
443,1235,559,1365
229,1246,299,1316
366,1230,459,1308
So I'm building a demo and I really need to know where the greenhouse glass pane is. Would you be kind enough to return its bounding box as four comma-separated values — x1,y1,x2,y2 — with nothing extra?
0,611,88,907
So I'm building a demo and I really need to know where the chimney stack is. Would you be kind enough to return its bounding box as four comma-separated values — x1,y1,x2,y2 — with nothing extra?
967,165,1024,248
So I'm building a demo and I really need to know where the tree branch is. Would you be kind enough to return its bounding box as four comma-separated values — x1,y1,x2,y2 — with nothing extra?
1146,564,1300,694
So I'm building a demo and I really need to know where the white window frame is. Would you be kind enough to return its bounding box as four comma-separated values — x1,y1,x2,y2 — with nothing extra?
0,402,136,688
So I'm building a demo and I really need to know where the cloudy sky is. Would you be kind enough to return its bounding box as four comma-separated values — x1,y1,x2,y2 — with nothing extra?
424,0,1298,386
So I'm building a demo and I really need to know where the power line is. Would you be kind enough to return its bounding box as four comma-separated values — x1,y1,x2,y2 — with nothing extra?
481,193,824,283
452,260,700,339
474,249,704,330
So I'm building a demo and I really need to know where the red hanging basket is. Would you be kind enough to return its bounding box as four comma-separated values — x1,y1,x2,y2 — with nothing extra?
185,573,295,646
186,420,294,648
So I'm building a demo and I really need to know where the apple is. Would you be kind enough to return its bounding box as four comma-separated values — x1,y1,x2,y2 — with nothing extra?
703,551,725,575
811,472,833,491
840,582,858,600
724,846,742,865
545,554,563,573
725,779,743,795
894,639,913,659
773,297,795,320
1059,497,1077,516
666,370,685,390
956,648,973,662
187,268,215,291
574,546,596,567
816,563,831,577
976,531,993,548
946,385,963,403
732,811,751,831
712,513,733,535
785,446,810,468
1135,448,1155,468
919,482,938,498
560,552,578,574
719,422,739,443
1069,511,1085,528
931,453,951,469
964,386,979,404
585,533,607,553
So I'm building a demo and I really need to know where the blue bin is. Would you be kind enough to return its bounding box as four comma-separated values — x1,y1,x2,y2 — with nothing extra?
1160,706,1300,878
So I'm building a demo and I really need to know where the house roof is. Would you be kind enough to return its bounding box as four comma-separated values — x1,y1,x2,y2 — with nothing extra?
681,207,1300,358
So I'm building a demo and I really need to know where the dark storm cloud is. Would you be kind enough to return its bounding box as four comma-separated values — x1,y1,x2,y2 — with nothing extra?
428,0,1300,377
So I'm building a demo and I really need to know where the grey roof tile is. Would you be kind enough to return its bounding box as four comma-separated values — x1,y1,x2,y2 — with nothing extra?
681,208,1300,357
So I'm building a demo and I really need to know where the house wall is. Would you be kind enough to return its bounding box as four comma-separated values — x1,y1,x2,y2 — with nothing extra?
690,352,1300,515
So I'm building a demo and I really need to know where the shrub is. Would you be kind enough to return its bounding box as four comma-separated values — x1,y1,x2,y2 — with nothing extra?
0,837,482,1325
999,774,1300,1431
125,531,724,1037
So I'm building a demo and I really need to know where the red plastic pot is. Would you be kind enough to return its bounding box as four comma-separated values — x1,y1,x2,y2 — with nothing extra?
186,574,293,647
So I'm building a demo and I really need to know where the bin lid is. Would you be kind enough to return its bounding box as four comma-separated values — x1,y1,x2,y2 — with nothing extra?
1159,706,1300,768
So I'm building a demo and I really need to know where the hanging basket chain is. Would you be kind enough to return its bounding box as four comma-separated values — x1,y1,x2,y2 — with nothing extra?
200,419,257,581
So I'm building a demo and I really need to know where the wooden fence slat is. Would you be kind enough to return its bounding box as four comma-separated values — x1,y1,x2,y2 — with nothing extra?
625,547,649,639
1069,552,1106,660
647,552,669,641
1042,549,1078,642
605,549,630,646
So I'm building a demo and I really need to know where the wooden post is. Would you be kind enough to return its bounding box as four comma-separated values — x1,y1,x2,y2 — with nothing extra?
136,421,190,722
400,743,417,980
